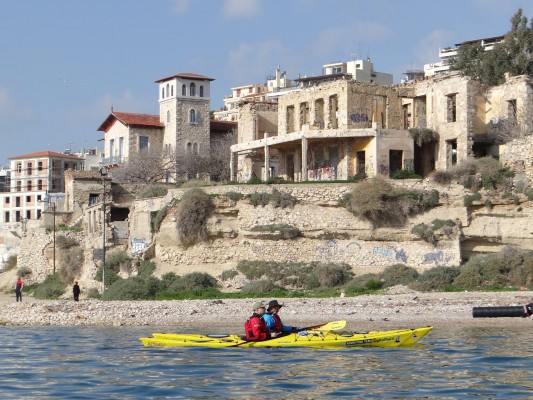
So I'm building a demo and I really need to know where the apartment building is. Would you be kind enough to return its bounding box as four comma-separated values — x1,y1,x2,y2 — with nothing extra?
0,151,84,223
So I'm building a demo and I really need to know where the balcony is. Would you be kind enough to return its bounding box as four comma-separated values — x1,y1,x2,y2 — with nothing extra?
102,155,127,166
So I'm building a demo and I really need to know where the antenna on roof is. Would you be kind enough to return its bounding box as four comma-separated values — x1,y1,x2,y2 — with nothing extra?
111,106,114,112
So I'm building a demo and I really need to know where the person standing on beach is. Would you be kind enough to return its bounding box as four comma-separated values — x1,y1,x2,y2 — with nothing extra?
15,277,23,302
73,281,81,301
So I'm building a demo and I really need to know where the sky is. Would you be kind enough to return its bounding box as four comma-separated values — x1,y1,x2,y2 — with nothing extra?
1,0,533,167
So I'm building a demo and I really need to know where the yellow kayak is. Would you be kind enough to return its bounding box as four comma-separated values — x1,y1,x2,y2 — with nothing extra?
140,326,432,348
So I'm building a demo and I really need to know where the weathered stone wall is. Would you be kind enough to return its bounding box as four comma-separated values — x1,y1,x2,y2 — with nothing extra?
500,135,533,182
237,102,278,142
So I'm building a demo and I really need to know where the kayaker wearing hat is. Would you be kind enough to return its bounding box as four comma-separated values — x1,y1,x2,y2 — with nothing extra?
263,299,298,334
244,301,281,341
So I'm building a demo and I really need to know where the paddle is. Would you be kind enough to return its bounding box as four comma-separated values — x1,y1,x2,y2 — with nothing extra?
297,320,346,332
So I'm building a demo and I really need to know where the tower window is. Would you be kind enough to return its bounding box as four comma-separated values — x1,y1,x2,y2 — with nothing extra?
171,85,174,96
189,109,197,123
187,142,192,152
167,110,170,123
166,84,169,98
139,136,149,150
190,83,196,96
162,87,165,98
200,85,204,97
182,84,186,96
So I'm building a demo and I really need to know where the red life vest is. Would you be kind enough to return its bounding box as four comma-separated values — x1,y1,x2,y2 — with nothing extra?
270,313,283,333
244,314,269,341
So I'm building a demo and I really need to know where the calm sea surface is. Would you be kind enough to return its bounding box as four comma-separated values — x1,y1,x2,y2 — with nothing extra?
0,325,532,399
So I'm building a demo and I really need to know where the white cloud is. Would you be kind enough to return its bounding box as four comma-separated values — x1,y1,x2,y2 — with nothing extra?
222,0,261,18
228,40,300,83
171,0,190,14
413,29,453,67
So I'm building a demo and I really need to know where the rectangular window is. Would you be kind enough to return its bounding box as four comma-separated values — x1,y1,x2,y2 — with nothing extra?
38,161,43,171
26,195,31,202
27,181,32,191
5,212,9,223
110,139,115,157
139,136,149,150
5,197,9,204
508,99,517,124
447,94,457,122
52,179,58,190
119,137,124,159
27,162,32,175
16,181,21,192
37,195,42,202
37,180,43,190
16,197,21,207
26,210,31,220
16,163,22,173
15,211,20,222
37,209,41,219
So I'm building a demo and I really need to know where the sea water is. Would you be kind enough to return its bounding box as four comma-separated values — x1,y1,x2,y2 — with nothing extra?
0,325,532,399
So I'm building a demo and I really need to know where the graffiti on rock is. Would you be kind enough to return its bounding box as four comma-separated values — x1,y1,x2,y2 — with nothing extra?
131,238,149,256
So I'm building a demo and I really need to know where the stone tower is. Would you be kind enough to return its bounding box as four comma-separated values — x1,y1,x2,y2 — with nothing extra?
155,72,214,177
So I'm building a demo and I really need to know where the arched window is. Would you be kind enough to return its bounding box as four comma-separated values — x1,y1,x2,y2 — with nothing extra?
189,109,196,123
171,85,174,96
190,82,196,96
182,84,186,96
199,85,204,97
187,142,192,152
166,83,169,97
193,143,199,155
161,87,165,98
166,110,170,123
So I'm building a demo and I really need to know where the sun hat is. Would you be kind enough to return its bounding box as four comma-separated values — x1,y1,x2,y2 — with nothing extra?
267,299,284,311
252,301,265,310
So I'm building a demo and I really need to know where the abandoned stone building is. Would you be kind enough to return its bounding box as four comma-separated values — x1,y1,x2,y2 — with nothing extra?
230,71,533,182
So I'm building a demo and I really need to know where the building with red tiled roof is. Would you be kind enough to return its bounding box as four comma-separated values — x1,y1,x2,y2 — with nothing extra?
0,151,84,223
97,71,237,182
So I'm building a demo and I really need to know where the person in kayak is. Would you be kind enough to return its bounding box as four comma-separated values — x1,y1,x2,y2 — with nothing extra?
245,302,281,341
263,299,298,334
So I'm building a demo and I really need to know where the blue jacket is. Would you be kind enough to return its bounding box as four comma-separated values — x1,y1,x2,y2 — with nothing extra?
262,312,293,333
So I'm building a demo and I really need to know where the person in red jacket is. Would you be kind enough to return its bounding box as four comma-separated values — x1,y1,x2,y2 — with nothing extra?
244,302,281,341
15,277,24,302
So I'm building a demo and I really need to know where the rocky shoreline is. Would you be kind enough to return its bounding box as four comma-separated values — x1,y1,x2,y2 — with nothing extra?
1,288,533,330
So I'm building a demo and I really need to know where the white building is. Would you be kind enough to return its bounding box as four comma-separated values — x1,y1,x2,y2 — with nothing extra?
424,36,504,77
322,58,393,85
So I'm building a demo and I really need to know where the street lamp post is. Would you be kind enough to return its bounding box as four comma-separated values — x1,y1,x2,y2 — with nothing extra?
100,167,108,295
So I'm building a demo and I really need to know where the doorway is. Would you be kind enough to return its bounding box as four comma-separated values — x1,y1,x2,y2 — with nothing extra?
356,151,365,174
389,150,403,176
287,154,294,181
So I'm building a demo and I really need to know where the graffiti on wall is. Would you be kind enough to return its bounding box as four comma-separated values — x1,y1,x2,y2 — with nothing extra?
422,250,454,265
131,238,149,256
350,113,369,124
315,240,361,261
372,246,408,263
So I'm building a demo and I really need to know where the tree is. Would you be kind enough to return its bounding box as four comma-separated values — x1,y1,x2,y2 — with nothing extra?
451,9,533,86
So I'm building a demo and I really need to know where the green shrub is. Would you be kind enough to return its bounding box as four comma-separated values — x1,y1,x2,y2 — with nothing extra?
138,185,169,199
344,177,439,227
525,188,533,201
55,235,79,250
463,192,482,207
32,273,67,299
240,279,282,294
391,170,423,179
57,224,83,233
86,287,100,299
501,192,512,199
409,128,439,146
380,264,419,287
431,219,456,231
248,177,263,184
105,250,133,274
59,247,84,283
5,255,17,271
350,172,367,182
178,272,218,290
225,191,244,202
180,179,214,188
313,263,354,287
94,265,121,288
137,260,156,277
220,269,239,281
432,170,452,185
411,223,436,244
17,267,32,277
103,276,163,300
176,188,215,248
251,224,301,239
266,177,287,184
344,273,383,293
270,189,297,208
409,266,461,291
248,191,271,207
151,205,169,233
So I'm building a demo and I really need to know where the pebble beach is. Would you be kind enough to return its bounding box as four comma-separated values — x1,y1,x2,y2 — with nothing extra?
1,287,532,330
